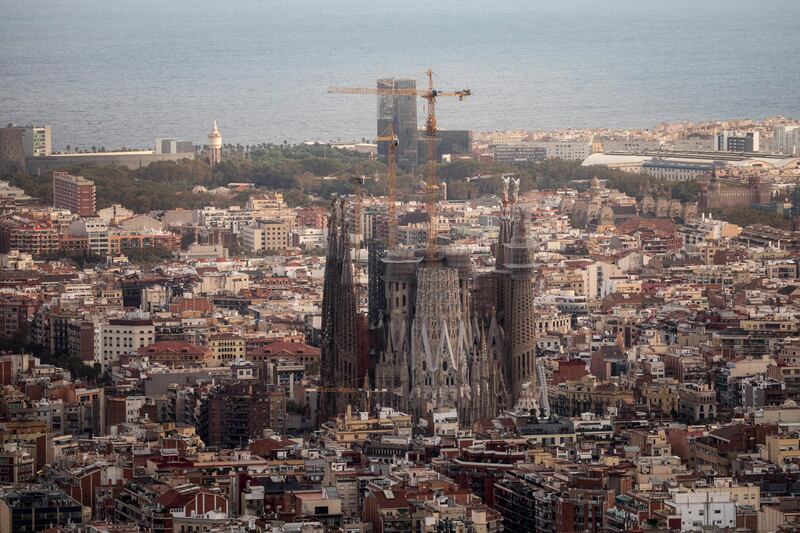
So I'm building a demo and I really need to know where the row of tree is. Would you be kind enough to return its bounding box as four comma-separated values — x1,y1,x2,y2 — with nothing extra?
12,144,795,230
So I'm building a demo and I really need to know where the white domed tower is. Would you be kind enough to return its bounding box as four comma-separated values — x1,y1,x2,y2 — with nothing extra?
208,120,222,167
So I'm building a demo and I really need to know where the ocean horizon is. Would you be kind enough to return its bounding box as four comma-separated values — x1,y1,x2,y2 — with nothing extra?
2,0,799,150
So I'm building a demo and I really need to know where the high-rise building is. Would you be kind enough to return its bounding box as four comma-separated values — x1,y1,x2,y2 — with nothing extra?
52,172,96,216
98,317,154,372
0,125,26,177
207,120,222,167
377,78,417,169
774,125,800,155
21,125,51,157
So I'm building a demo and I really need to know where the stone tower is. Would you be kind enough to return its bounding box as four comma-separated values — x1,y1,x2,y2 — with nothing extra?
374,249,419,413
208,120,222,168
501,207,539,403
320,199,361,422
494,176,518,326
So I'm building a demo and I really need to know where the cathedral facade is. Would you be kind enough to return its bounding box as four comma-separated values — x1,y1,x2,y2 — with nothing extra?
374,247,507,427
323,178,545,428
372,177,538,428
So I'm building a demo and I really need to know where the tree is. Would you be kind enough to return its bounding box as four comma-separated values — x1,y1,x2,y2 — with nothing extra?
126,246,174,267
711,207,791,230
670,180,699,202
180,231,197,250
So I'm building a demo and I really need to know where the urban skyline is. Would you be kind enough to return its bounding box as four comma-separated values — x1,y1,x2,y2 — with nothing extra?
4,2,800,532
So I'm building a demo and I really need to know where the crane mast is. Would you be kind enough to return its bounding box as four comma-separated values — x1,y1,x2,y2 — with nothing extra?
329,69,470,254
422,69,439,255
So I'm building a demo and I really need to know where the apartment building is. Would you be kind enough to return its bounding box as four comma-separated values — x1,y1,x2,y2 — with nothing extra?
242,219,290,252
98,318,155,372
53,172,95,217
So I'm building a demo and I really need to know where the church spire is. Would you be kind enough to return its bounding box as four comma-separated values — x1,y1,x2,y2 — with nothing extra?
320,197,361,422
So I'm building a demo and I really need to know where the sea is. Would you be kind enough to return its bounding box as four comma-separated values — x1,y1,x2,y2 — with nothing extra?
1,0,799,151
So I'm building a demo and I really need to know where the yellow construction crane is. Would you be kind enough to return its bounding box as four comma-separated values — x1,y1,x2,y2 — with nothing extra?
375,124,399,248
329,69,471,254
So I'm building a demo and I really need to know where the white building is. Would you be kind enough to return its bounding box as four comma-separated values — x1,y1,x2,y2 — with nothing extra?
493,140,592,161
0,250,34,270
196,206,254,232
68,217,109,255
666,490,736,532
22,125,52,157
123,395,147,423
154,138,193,154
668,137,715,152
585,261,622,301
196,271,250,294
679,214,742,250
528,140,592,160
291,228,324,249
641,160,713,181
430,408,459,437
98,317,155,372
177,244,228,261
0,180,34,203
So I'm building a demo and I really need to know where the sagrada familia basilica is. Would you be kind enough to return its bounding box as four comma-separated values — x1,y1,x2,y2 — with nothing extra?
321,178,549,427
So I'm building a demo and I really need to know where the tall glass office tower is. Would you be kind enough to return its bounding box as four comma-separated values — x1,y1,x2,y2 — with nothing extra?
377,78,417,171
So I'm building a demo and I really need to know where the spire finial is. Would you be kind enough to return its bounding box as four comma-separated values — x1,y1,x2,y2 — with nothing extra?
511,177,520,205
515,206,528,240
501,175,510,207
